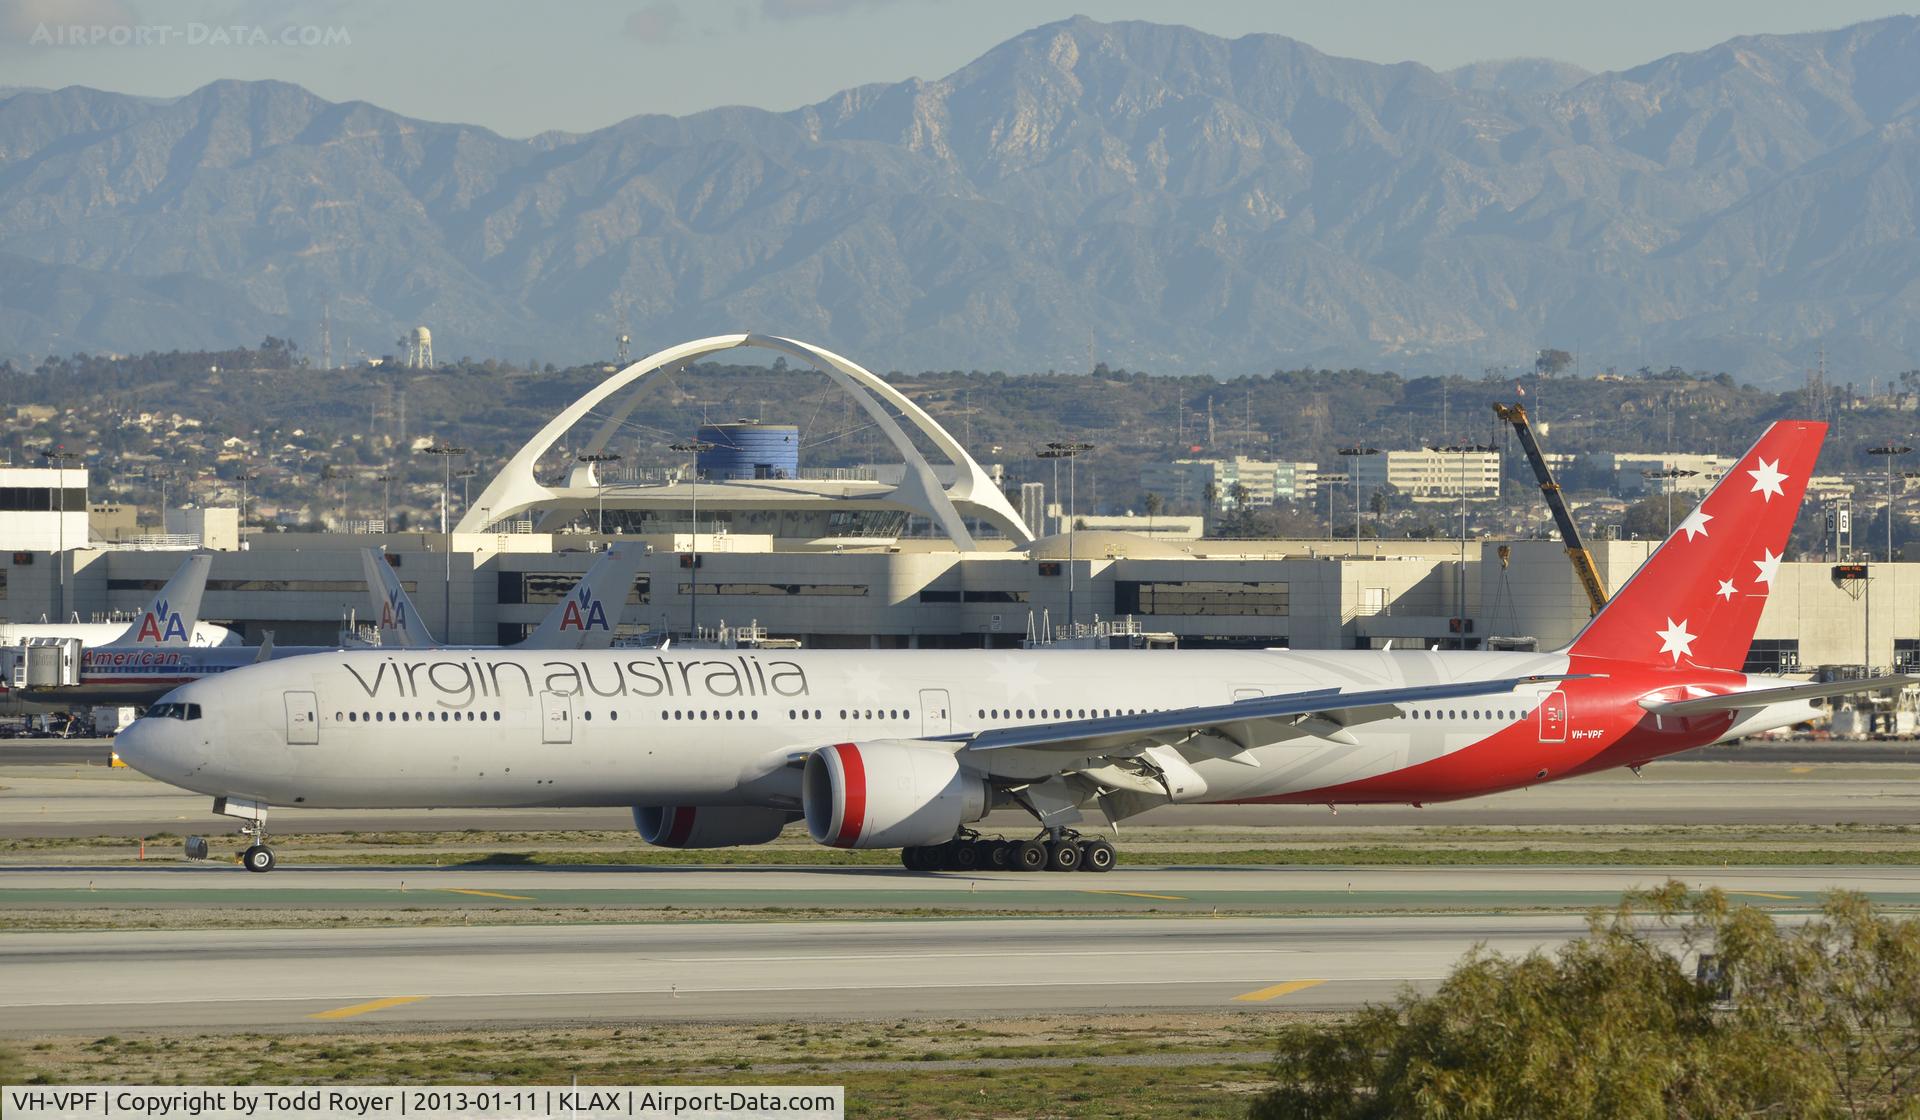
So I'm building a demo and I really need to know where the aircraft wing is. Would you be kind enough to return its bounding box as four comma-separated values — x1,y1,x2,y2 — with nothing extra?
957,674,1581,760
1640,675,1920,718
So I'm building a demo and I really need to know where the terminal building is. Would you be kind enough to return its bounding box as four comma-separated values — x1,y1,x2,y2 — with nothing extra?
1,333,1914,676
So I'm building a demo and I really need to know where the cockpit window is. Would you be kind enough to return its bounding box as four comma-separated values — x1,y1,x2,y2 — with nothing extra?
145,702,202,721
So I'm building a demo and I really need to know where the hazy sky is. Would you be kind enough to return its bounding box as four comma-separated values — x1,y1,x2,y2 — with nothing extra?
2,0,1917,136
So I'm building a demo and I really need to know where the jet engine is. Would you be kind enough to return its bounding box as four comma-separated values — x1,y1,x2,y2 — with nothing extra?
802,741,989,849
634,804,794,848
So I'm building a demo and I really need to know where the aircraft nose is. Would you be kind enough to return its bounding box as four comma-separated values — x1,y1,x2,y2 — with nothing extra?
115,716,209,784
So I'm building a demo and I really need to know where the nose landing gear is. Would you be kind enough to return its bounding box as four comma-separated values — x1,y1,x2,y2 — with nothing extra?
241,841,277,873
213,796,277,873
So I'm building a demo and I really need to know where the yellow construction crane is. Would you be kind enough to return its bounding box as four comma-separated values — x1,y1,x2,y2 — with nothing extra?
1492,402,1608,616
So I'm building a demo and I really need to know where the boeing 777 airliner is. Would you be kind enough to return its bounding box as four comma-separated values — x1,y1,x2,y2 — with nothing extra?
117,420,1889,873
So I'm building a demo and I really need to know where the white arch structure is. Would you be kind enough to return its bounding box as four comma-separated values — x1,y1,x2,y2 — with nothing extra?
457,333,1034,548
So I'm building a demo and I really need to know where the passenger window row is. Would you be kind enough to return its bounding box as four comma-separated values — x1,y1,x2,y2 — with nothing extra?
662,710,760,721
1412,709,1532,721
977,707,1154,721
342,710,498,723
838,709,912,721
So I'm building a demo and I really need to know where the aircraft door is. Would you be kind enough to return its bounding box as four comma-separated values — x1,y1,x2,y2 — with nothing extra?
919,689,951,736
1539,691,1567,743
541,690,573,745
284,691,319,745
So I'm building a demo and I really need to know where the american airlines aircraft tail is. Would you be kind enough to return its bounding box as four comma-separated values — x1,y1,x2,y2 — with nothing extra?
361,545,642,651
118,417,1915,875
111,553,214,647
360,549,437,648
519,545,643,652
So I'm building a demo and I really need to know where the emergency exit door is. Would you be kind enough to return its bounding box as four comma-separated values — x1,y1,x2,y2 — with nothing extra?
919,689,951,736
541,691,573,744
1539,691,1568,743
284,691,318,745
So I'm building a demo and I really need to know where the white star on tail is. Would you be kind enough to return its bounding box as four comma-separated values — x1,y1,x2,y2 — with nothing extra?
1676,507,1713,541
1656,618,1696,663
1748,457,1787,501
1716,579,1738,601
1753,547,1782,586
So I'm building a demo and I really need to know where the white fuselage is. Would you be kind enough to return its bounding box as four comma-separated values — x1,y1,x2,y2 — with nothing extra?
110,645,1813,815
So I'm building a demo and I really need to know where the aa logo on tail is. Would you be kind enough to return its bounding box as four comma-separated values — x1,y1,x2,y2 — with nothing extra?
381,590,408,629
559,588,609,631
136,600,189,643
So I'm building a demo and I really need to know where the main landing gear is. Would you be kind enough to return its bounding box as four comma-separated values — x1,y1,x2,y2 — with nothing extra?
902,828,1115,873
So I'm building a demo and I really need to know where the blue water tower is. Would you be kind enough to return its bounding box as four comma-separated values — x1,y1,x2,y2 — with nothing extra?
696,421,800,480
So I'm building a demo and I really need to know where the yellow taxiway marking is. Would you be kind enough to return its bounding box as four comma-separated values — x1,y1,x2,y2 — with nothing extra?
1726,890,1798,901
1789,766,1814,774
444,888,535,901
1234,979,1327,1003
1084,889,1187,901
307,996,425,1020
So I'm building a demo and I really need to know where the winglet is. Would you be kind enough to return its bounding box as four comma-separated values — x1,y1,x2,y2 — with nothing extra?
113,553,212,647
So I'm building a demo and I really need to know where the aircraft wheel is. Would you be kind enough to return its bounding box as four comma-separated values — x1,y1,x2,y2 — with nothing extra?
986,840,1013,870
1045,839,1082,872
1012,839,1049,872
1079,839,1116,872
948,841,981,871
242,845,276,874
900,846,924,871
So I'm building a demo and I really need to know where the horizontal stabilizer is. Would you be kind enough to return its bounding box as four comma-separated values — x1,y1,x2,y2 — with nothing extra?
1640,675,1920,718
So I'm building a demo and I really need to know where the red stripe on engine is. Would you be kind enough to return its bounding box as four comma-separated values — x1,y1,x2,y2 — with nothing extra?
664,805,696,847
832,743,866,848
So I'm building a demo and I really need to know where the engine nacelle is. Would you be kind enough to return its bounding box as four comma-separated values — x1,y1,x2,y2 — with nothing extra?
634,804,794,849
803,741,989,849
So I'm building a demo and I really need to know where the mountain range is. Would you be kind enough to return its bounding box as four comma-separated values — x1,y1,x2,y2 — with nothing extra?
4,15,1920,385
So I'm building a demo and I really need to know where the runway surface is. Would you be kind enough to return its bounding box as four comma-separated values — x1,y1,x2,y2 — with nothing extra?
6,751,1920,838
4,864,1916,1034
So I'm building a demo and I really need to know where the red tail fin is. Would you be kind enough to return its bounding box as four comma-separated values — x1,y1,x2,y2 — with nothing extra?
1566,419,1827,669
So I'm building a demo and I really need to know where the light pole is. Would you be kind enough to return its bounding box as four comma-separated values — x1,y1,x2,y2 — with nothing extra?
1868,444,1911,562
421,444,467,641
40,447,79,620
373,473,398,533
235,470,257,543
1640,468,1699,536
1865,443,1912,678
455,468,478,518
1042,441,1094,632
1429,443,1495,634
577,453,623,537
670,440,713,638
1337,447,1379,550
